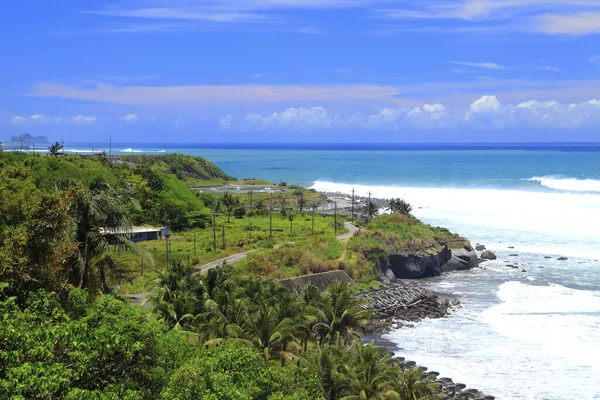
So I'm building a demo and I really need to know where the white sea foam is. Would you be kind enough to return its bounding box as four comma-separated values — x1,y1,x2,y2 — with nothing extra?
529,175,600,192
119,148,166,153
484,281,600,373
64,149,97,153
310,180,600,254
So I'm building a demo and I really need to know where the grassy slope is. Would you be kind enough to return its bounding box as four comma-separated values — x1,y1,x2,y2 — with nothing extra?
348,214,469,271
234,213,471,290
120,212,346,293
119,153,235,185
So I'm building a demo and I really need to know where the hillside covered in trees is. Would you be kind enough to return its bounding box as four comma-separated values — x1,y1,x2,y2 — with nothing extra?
0,151,445,399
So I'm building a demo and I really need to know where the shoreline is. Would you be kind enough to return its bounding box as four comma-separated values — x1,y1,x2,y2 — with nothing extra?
360,282,496,400
327,186,496,399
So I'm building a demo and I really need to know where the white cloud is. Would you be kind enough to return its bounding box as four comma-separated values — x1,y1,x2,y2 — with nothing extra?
87,0,373,29
450,61,506,70
378,1,600,36
469,95,502,113
71,115,97,124
241,106,337,129
10,116,28,125
9,114,97,126
538,65,561,72
122,113,139,122
535,12,600,34
220,96,600,130
29,82,401,106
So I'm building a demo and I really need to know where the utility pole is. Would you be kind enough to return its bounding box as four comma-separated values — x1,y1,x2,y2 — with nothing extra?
61,139,64,154
213,212,217,252
269,191,273,239
368,191,372,222
165,223,170,267
109,136,112,158
222,225,226,250
351,187,355,223
249,190,253,209
334,202,337,235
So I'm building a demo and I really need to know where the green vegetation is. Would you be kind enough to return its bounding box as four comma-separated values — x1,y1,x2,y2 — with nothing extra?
119,211,345,293
239,236,345,278
48,141,63,155
388,198,413,216
0,152,446,399
349,213,469,272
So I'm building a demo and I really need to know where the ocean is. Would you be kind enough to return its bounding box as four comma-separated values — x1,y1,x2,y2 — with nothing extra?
65,142,600,399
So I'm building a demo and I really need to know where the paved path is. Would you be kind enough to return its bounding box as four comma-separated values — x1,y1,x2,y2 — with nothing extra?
337,222,360,240
190,223,361,275
192,249,259,275
126,223,361,304
194,223,361,274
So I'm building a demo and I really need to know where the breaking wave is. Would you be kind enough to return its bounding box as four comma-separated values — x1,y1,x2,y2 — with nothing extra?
529,175,600,192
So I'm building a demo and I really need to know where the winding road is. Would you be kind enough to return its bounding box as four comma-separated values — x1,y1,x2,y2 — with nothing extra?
127,222,361,304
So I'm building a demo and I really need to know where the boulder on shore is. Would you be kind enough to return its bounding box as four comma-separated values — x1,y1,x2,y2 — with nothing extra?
384,245,478,280
442,246,478,272
475,245,486,251
480,250,497,260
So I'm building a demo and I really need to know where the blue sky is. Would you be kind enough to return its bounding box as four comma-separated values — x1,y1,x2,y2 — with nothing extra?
2,0,600,143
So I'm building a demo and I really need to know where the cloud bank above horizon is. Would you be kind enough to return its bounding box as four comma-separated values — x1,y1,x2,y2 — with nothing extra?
218,96,600,131
4,0,600,142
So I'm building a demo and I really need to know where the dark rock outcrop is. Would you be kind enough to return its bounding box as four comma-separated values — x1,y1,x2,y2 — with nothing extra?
384,245,478,280
475,244,486,251
357,281,460,322
480,250,497,260
443,246,478,272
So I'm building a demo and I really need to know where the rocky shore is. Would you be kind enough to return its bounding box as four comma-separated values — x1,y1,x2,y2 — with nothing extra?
358,281,495,400
397,361,495,400
357,280,459,322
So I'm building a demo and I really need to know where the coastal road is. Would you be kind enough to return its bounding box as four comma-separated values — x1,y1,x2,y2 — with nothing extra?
192,249,259,275
193,222,361,274
337,222,360,240
126,222,361,305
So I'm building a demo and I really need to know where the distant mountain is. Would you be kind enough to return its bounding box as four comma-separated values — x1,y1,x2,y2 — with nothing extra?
10,133,49,144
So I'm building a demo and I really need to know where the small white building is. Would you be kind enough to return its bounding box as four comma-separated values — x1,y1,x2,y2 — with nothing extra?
99,226,164,242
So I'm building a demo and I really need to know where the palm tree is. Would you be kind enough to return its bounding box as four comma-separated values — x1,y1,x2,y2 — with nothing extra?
297,191,306,213
48,141,63,156
245,303,296,364
67,178,152,292
221,192,239,223
388,198,413,216
151,260,204,329
385,367,443,400
344,341,398,400
195,296,246,346
307,345,354,400
288,213,295,234
309,282,375,345
364,201,379,221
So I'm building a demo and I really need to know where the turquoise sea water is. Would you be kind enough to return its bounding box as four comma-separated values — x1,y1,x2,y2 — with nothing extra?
63,143,600,399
